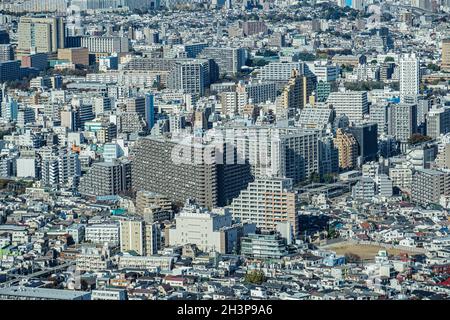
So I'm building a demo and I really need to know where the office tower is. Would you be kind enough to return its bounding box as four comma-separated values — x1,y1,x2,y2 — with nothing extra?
18,17,65,54
1,96,18,121
411,169,450,207
399,53,420,104
348,123,379,164
276,69,304,119
0,60,21,83
132,136,218,208
229,177,299,237
334,128,358,171
79,159,132,196
0,44,14,62
327,90,369,124
417,96,431,134
200,47,246,76
442,39,450,72
388,103,418,152
167,59,209,98
369,103,390,136
426,106,450,139
168,201,255,254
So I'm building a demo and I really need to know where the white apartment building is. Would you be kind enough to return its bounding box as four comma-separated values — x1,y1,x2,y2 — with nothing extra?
168,203,233,252
85,224,120,245
117,255,174,271
327,90,369,123
399,53,420,104
229,177,298,236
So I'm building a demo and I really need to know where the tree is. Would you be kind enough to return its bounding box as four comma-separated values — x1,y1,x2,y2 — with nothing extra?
244,270,266,285
309,172,320,184
408,133,432,145
344,253,361,264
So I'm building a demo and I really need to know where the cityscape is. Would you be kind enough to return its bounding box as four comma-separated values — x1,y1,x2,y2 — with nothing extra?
0,0,450,302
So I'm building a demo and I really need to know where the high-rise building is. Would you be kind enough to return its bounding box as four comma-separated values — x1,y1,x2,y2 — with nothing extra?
18,17,65,54
388,103,418,152
426,105,450,139
131,136,218,208
399,53,420,104
327,90,369,124
348,123,379,164
200,47,246,76
229,177,299,237
442,39,450,72
79,160,132,196
0,44,14,62
369,103,390,136
167,59,209,98
276,69,304,119
0,60,21,83
119,219,161,256
411,169,450,207
334,128,358,171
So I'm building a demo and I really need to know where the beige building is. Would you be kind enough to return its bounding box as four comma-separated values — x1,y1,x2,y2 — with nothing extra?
229,177,299,236
276,69,304,119
442,39,450,72
334,128,358,171
135,190,172,214
57,48,89,66
18,17,65,55
119,219,161,256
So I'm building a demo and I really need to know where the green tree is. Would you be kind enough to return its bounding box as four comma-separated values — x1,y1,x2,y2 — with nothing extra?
244,270,266,285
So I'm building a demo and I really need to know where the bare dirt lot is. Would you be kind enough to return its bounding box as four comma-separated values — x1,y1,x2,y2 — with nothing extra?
323,243,419,260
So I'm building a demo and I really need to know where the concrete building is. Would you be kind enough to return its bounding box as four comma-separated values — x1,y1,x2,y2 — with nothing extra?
334,128,358,171
131,136,218,208
241,233,288,260
327,90,369,124
85,224,120,245
388,103,418,152
426,106,450,139
229,177,299,237
348,123,378,165
17,17,65,54
399,53,420,104
442,38,450,72
79,160,131,197
200,47,246,76
411,169,450,207
168,200,255,254
119,219,161,256
57,48,89,66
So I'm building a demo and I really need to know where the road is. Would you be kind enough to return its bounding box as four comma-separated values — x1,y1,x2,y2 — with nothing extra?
0,261,75,288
